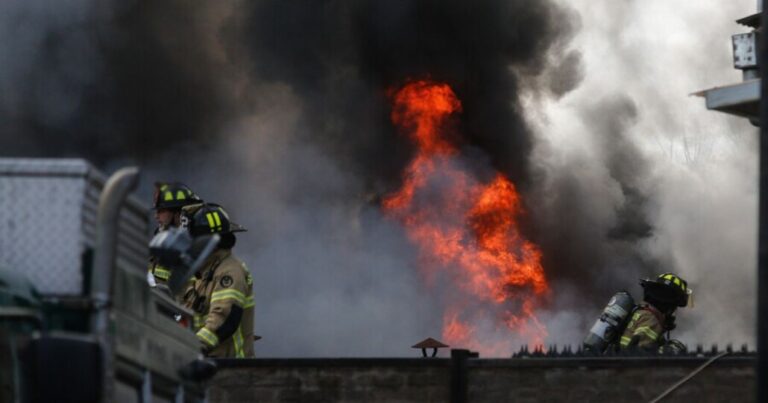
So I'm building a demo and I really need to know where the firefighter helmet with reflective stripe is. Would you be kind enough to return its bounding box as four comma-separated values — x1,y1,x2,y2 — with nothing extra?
153,182,202,210
640,273,692,308
182,203,246,237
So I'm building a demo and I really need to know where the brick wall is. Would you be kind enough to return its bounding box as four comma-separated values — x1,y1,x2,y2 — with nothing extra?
210,354,755,403
467,357,754,402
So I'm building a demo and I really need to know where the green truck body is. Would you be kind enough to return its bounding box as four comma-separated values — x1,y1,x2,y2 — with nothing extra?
0,159,212,403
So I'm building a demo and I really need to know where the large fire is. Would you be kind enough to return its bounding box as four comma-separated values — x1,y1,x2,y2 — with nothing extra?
383,80,549,355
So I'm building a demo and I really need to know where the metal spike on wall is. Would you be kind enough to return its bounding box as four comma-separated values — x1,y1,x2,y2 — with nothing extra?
510,342,756,358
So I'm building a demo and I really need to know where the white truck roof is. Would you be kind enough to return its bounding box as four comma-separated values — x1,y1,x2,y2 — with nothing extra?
0,158,149,295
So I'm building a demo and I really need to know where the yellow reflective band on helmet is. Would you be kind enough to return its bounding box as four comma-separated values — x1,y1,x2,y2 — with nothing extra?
233,326,245,358
633,326,659,340
176,190,186,200
197,327,219,347
164,191,174,201
160,184,169,191
153,267,171,281
660,273,687,292
211,289,246,305
204,212,223,232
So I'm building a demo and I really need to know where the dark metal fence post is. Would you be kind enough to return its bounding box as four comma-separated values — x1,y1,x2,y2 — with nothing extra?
450,349,478,403
758,2,767,402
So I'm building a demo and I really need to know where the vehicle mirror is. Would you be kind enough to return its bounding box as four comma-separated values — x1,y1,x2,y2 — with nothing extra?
149,228,219,295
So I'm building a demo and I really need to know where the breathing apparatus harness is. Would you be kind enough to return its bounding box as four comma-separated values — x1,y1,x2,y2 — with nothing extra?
583,273,692,354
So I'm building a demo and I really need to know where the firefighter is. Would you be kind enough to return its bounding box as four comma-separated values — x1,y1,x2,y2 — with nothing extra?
180,203,255,358
620,273,692,353
148,182,202,287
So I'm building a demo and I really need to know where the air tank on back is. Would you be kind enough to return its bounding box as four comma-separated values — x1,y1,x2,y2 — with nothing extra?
583,291,636,353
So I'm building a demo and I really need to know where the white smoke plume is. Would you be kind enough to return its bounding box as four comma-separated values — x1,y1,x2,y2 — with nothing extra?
529,0,757,348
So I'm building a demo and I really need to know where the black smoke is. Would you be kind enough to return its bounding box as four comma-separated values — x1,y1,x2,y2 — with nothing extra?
0,0,585,212
527,94,661,305
236,1,661,309
241,0,579,189
236,0,656,300
0,1,229,165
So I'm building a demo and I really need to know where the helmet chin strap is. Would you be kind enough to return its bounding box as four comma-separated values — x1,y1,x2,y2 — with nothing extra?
172,210,183,227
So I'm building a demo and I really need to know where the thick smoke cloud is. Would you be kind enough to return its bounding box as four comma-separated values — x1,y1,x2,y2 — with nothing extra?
527,0,757,346
1,0,578,356
0,1,230,164
240,0,579,189
529,93,665,295
0,0,758,355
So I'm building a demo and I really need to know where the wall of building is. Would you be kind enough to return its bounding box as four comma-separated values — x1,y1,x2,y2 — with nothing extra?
209,354,755,403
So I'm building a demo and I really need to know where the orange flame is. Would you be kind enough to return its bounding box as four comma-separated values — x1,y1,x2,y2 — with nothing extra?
383,79,549,355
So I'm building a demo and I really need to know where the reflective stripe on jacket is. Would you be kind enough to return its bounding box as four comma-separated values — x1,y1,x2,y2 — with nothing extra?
619,304,665,350
184,249,255,358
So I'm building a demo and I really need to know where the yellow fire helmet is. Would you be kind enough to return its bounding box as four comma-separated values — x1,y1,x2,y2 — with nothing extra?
153,182,202,210
640,273,693,308
181,203,247,237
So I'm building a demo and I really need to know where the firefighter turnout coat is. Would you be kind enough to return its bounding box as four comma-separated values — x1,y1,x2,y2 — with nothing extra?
183,249,255,358
619,303,665,350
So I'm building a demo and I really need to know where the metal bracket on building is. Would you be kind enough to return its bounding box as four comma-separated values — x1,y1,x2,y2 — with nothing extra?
695,10,761,125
